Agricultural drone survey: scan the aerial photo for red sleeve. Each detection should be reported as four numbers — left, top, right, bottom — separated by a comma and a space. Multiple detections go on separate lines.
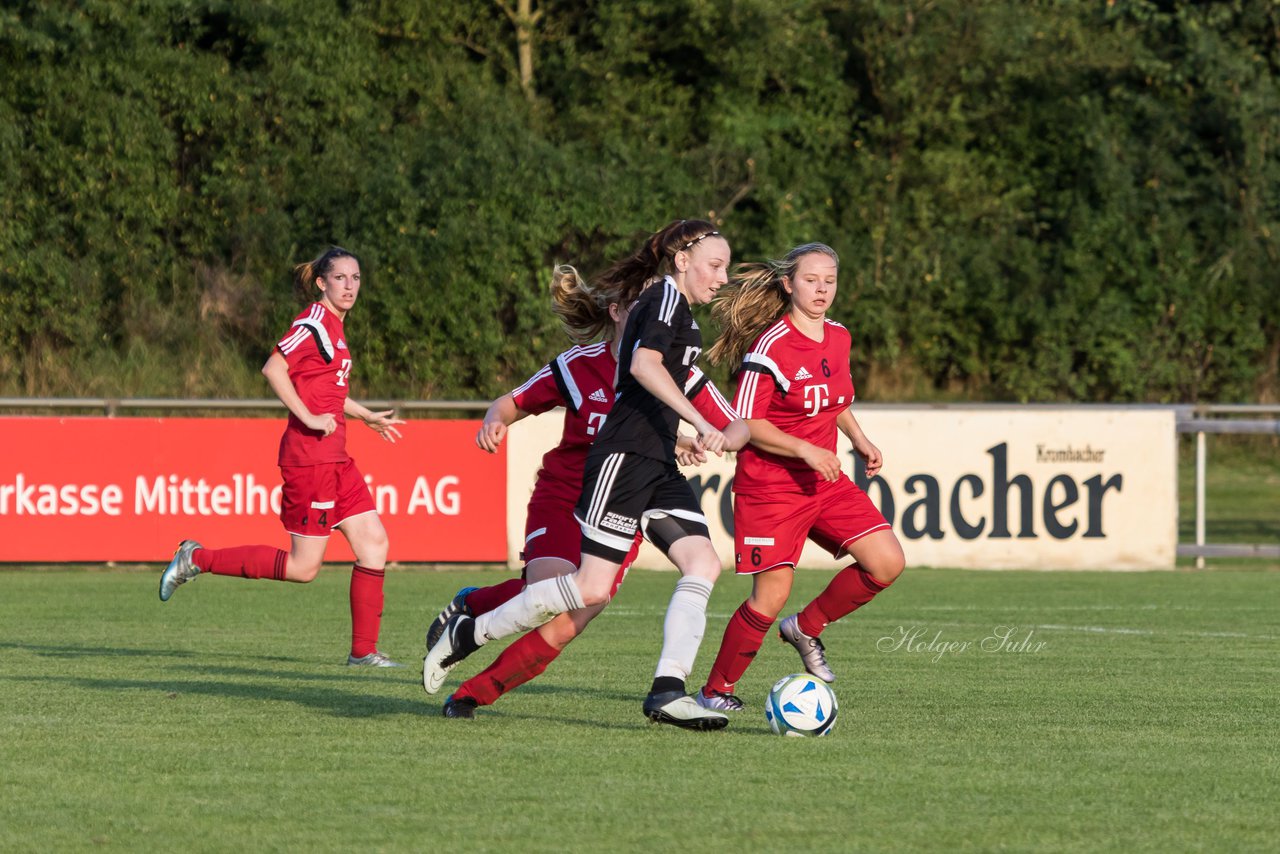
690, 380, 738, 430
510, 365, 565, 415
276, 322, 319, 370
733, 364, 775, 420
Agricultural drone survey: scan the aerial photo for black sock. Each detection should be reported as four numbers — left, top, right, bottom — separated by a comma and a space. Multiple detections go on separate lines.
650, 676, 685, 696
458, 616, 480, 654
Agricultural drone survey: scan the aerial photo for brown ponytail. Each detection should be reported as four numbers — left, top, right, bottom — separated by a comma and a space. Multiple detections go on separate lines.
593, 219, 721, 307
550, 220, 723, 344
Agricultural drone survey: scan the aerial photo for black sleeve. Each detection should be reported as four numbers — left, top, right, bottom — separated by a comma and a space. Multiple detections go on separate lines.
632, 294, 677, 355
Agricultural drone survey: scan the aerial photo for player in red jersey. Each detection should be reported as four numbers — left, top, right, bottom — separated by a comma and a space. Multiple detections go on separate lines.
426, 265, 743, 718
158, 247, 407, 667
424, 220, 746, 729
696, 242, 906, 710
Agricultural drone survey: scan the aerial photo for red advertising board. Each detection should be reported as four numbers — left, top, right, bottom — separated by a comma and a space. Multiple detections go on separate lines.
0, 417, 505, 563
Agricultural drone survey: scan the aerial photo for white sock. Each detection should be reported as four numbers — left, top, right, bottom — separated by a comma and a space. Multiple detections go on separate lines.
654, 576, 714, 681
472, 575, 585, 644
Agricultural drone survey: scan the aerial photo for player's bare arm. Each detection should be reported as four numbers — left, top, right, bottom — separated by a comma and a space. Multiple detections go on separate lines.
837, 408, 883, 477
745, 417, 841, 482
262, 351, 336, 436
721, 418, 750, 452
630, 347, 726, 454
476, 394, 529, 453
344, 398, 405, 444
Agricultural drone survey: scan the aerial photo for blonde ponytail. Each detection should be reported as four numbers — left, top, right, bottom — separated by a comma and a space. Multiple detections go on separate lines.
708, 242, 839, 368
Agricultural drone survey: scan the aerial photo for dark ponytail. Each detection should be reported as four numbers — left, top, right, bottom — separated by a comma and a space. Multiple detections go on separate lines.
593, 219, 721, 305
292, 246, 359, 304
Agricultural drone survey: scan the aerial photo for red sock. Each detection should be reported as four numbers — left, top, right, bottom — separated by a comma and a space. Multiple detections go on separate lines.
194, 546, 287, 580
465, 577, 526, 617
705, 601, 774, 695
349, 565, 385, 658
454, 630, 560, 706
797, 563, 890, 637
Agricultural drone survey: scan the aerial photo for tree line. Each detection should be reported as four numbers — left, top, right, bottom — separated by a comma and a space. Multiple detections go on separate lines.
2, 0, 1277, 403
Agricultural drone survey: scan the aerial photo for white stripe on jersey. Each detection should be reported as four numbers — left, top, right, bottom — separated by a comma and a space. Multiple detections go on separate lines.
658, 277, 679, 325
739, 318, 792, 396
553, 342, 609, 412
282, 304, 335, 360
735, 368, 758, 418
562, 341, 609, 361
511, 365, 552, 398
554, 352, 584, 411
704, 381, 738, 421
683, 366, 705, 395
742, 352, 789, 392
278, 327, 311, 353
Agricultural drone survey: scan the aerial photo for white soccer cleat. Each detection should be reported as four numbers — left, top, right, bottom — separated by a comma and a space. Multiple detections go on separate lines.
643, 690, 729, 730
422, 614, 478, 695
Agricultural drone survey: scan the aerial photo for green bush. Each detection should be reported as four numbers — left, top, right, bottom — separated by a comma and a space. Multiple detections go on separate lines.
2, 0, 1276, 403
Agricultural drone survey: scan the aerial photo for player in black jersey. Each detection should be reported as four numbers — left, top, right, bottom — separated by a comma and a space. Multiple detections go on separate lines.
424, 219, 745, 730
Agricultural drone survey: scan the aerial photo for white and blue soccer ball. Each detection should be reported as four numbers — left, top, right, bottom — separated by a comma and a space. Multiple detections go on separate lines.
764, 674, 838, 737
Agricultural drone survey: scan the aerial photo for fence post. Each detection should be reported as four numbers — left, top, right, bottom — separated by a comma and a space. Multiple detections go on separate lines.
1195, 430, 1206, 570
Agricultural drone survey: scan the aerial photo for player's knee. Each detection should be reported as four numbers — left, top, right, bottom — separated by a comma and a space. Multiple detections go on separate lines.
866, 550, 905, 585
542, 615, 583, 649
355, 531, 389, 565
752, 587, 789, 618
687, 557, 720, 584
574, 576, 613, 607
288, 559, 322, 583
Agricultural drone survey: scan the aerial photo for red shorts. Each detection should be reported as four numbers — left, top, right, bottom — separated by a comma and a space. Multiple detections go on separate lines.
522, 492, 637, 597
280, 459, 376, 538
733, 476, 890, 574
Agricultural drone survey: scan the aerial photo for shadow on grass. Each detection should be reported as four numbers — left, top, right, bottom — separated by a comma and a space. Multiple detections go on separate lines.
1, 672, 430, 719
0, 641, 202, 659
2, 673, 646, 731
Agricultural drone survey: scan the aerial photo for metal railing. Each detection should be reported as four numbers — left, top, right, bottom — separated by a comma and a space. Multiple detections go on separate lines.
1174, 404, 1280, 567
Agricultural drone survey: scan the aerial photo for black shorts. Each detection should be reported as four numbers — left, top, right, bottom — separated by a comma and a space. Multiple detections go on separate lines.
574, 452, 709, 563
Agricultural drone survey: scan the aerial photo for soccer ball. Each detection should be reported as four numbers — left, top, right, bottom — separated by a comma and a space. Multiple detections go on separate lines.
764, 674, 838, 737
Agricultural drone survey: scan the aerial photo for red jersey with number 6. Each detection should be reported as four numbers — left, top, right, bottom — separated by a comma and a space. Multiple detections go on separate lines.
512, 342, 739, 508
733, 316, 856, 494
275, 302, 352, 466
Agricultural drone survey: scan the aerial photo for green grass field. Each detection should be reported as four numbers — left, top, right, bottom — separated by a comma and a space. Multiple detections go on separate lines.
2, 566, 1277, 852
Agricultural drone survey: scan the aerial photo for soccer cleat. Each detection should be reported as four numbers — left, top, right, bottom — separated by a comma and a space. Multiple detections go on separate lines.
159, 539, 203, 602
346, 651, 404, 667
778, 614, 836, 683
696, 688, 745, 712
643, 690, 729, 730
442, 694, 478, 719
425, 586, 479, 651
422, 614, 479, 695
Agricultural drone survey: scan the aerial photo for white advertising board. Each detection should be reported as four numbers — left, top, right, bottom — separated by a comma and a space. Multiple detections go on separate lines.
507, 407, 1178, 571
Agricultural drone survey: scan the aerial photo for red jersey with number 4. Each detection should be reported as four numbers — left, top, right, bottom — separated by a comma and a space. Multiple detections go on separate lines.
275, 302, 353, 466
733, 316, 855, 494
512, 343, 738, 508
